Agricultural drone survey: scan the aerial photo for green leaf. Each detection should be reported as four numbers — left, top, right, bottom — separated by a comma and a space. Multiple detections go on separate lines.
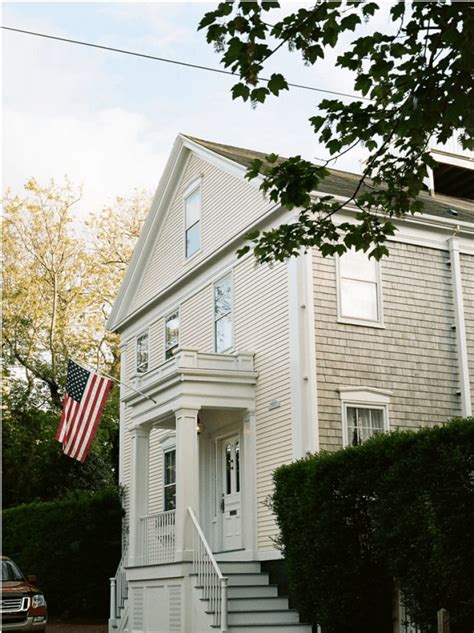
236, 245, 251, 258
340, 13, 361, 31
267, 73, 289, 96
261, 1, 280, 10
232, 82, 250, 101
354, 74, 372, 96
198, 11, 218, 31
251, 86, 269, 103
246, 229, 261, 240
362, 2, 379, 17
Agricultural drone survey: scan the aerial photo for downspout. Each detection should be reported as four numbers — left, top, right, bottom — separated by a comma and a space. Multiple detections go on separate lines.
448, 237, 472, 416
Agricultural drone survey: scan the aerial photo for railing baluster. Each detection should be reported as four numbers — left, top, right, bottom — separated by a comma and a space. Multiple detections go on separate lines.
187, 507, 228, 633
138, 510, 176, 566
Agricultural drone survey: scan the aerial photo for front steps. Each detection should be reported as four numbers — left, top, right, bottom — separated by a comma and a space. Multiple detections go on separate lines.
195, 560, 312, 632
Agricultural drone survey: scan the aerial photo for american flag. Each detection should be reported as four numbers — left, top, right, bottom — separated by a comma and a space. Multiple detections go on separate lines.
56, 359, 113, 462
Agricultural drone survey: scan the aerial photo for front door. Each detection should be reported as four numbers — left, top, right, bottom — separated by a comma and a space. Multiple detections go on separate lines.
220, 434, 242, 551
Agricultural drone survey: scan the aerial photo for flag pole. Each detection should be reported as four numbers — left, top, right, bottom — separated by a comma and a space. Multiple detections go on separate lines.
72, 359, 158, 405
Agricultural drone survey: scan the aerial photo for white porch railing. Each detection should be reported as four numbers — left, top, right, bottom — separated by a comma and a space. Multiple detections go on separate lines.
140, 510, 176, 565
109, 548, 128, 623
188, 507, 228, 632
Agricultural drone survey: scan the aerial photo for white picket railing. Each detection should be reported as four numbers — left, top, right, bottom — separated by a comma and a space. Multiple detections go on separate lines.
109, 548, 128, 623
188, 507, 228, 632
140, 510, 176, 565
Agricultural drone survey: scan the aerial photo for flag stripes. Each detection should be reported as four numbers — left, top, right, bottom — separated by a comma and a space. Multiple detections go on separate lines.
56, 359, 113, 462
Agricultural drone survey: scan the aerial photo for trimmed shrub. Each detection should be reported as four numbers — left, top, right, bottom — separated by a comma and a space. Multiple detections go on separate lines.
2, 488, 123, 618
272, 419, 474, 633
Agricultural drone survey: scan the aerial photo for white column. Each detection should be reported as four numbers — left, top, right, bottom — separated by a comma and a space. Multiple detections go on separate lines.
449, 237, 472, 416
128, 426, 150, 567
175, 408, 200, 561
242, 409, 257, 555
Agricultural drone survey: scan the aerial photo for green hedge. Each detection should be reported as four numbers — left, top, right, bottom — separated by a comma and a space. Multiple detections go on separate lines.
2, 488, 123, 618
272, 419, 474, 633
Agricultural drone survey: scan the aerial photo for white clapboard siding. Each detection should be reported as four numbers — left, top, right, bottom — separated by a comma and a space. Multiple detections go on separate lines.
130, 153, 271, 314
126, 337, 136, 381
461, 254, 474, 402
234, 256, 292, 550
313, 242, 461, 452
180, 285, 214, 352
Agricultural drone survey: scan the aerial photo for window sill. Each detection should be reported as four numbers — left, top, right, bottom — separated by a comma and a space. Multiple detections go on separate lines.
336, 317, 385, 329
184, 247, 202, 264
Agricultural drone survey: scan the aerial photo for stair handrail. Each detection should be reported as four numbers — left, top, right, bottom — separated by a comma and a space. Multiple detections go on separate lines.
110, 546, 128, 623
187, 506, 228, 632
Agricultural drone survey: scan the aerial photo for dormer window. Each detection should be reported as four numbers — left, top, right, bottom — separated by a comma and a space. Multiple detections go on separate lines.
185, 187, 201, 258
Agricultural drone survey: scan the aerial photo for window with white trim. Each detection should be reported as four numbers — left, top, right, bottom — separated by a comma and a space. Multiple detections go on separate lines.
337, 249, 383, 326
164, 449, 176, 511
185, 187, 201, 258
339, 388, 390, 447
214, 274, 233, 353
165, 311, 179, 360
136, 332, 149, 374
346, 406, 384, 446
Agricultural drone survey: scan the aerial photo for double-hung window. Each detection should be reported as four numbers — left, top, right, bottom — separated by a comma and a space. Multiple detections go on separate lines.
337, 249, 383, 326
165, 311, 179, 360
136, 332, 149, 374
164, 449, 176, 511
339, 387, 390, 447
185, 187, 201, 258
346, 406, 384, 446
214, 274, 233, 353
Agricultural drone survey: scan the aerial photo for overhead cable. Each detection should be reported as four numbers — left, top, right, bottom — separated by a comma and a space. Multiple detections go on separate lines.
2, 25, 370, 102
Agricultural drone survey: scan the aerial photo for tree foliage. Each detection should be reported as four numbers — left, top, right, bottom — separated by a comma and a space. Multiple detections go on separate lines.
2, 179, 150, 506
272, 419, 474, 633
2, 488, 123, 617
200, 1, 473, 261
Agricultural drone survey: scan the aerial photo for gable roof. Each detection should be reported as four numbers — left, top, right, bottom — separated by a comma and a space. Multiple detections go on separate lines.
108, 134, 474, 333
185, 136, 474, 224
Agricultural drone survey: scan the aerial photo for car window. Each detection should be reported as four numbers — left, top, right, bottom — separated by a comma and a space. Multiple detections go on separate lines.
1, 560, 25, 582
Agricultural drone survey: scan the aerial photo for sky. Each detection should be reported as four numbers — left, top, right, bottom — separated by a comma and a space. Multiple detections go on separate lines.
2, 1, 392, 218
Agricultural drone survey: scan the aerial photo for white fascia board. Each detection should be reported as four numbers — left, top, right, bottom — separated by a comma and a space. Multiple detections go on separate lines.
107, 135, 188, 331
180, 136, 265, 189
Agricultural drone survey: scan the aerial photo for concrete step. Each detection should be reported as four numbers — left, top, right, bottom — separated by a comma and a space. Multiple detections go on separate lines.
218, 561, 261, 574
227, 596, 289, 611
228, 609, 300, 626
226, 572, 269, 586
226, 585, 279, 599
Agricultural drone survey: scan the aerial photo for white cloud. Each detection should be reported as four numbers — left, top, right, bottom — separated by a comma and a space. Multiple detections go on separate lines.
3, 107, 167, 217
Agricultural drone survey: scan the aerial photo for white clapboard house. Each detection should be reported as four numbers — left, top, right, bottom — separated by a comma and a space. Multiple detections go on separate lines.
107, 134, 474, 633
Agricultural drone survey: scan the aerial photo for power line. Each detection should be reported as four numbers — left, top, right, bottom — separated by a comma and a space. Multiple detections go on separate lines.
2, 25, 370, 102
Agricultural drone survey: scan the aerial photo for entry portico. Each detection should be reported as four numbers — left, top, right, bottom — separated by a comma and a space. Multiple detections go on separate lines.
124, 349, 258, 568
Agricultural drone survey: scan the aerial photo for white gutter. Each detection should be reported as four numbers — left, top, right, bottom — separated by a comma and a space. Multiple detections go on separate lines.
449, 237, 472, 416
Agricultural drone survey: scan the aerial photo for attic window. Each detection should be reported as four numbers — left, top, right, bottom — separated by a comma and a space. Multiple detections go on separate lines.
185, 187, 201, 258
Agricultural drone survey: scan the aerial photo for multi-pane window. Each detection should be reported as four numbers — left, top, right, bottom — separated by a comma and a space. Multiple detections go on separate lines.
338, 249, 382, 325
136, 333, 149, 374
164, 449, 176, 511
214, 274, 232, 352
346, 406, 384, 446
165, 311, 179, 360
185, 187, 201, 258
